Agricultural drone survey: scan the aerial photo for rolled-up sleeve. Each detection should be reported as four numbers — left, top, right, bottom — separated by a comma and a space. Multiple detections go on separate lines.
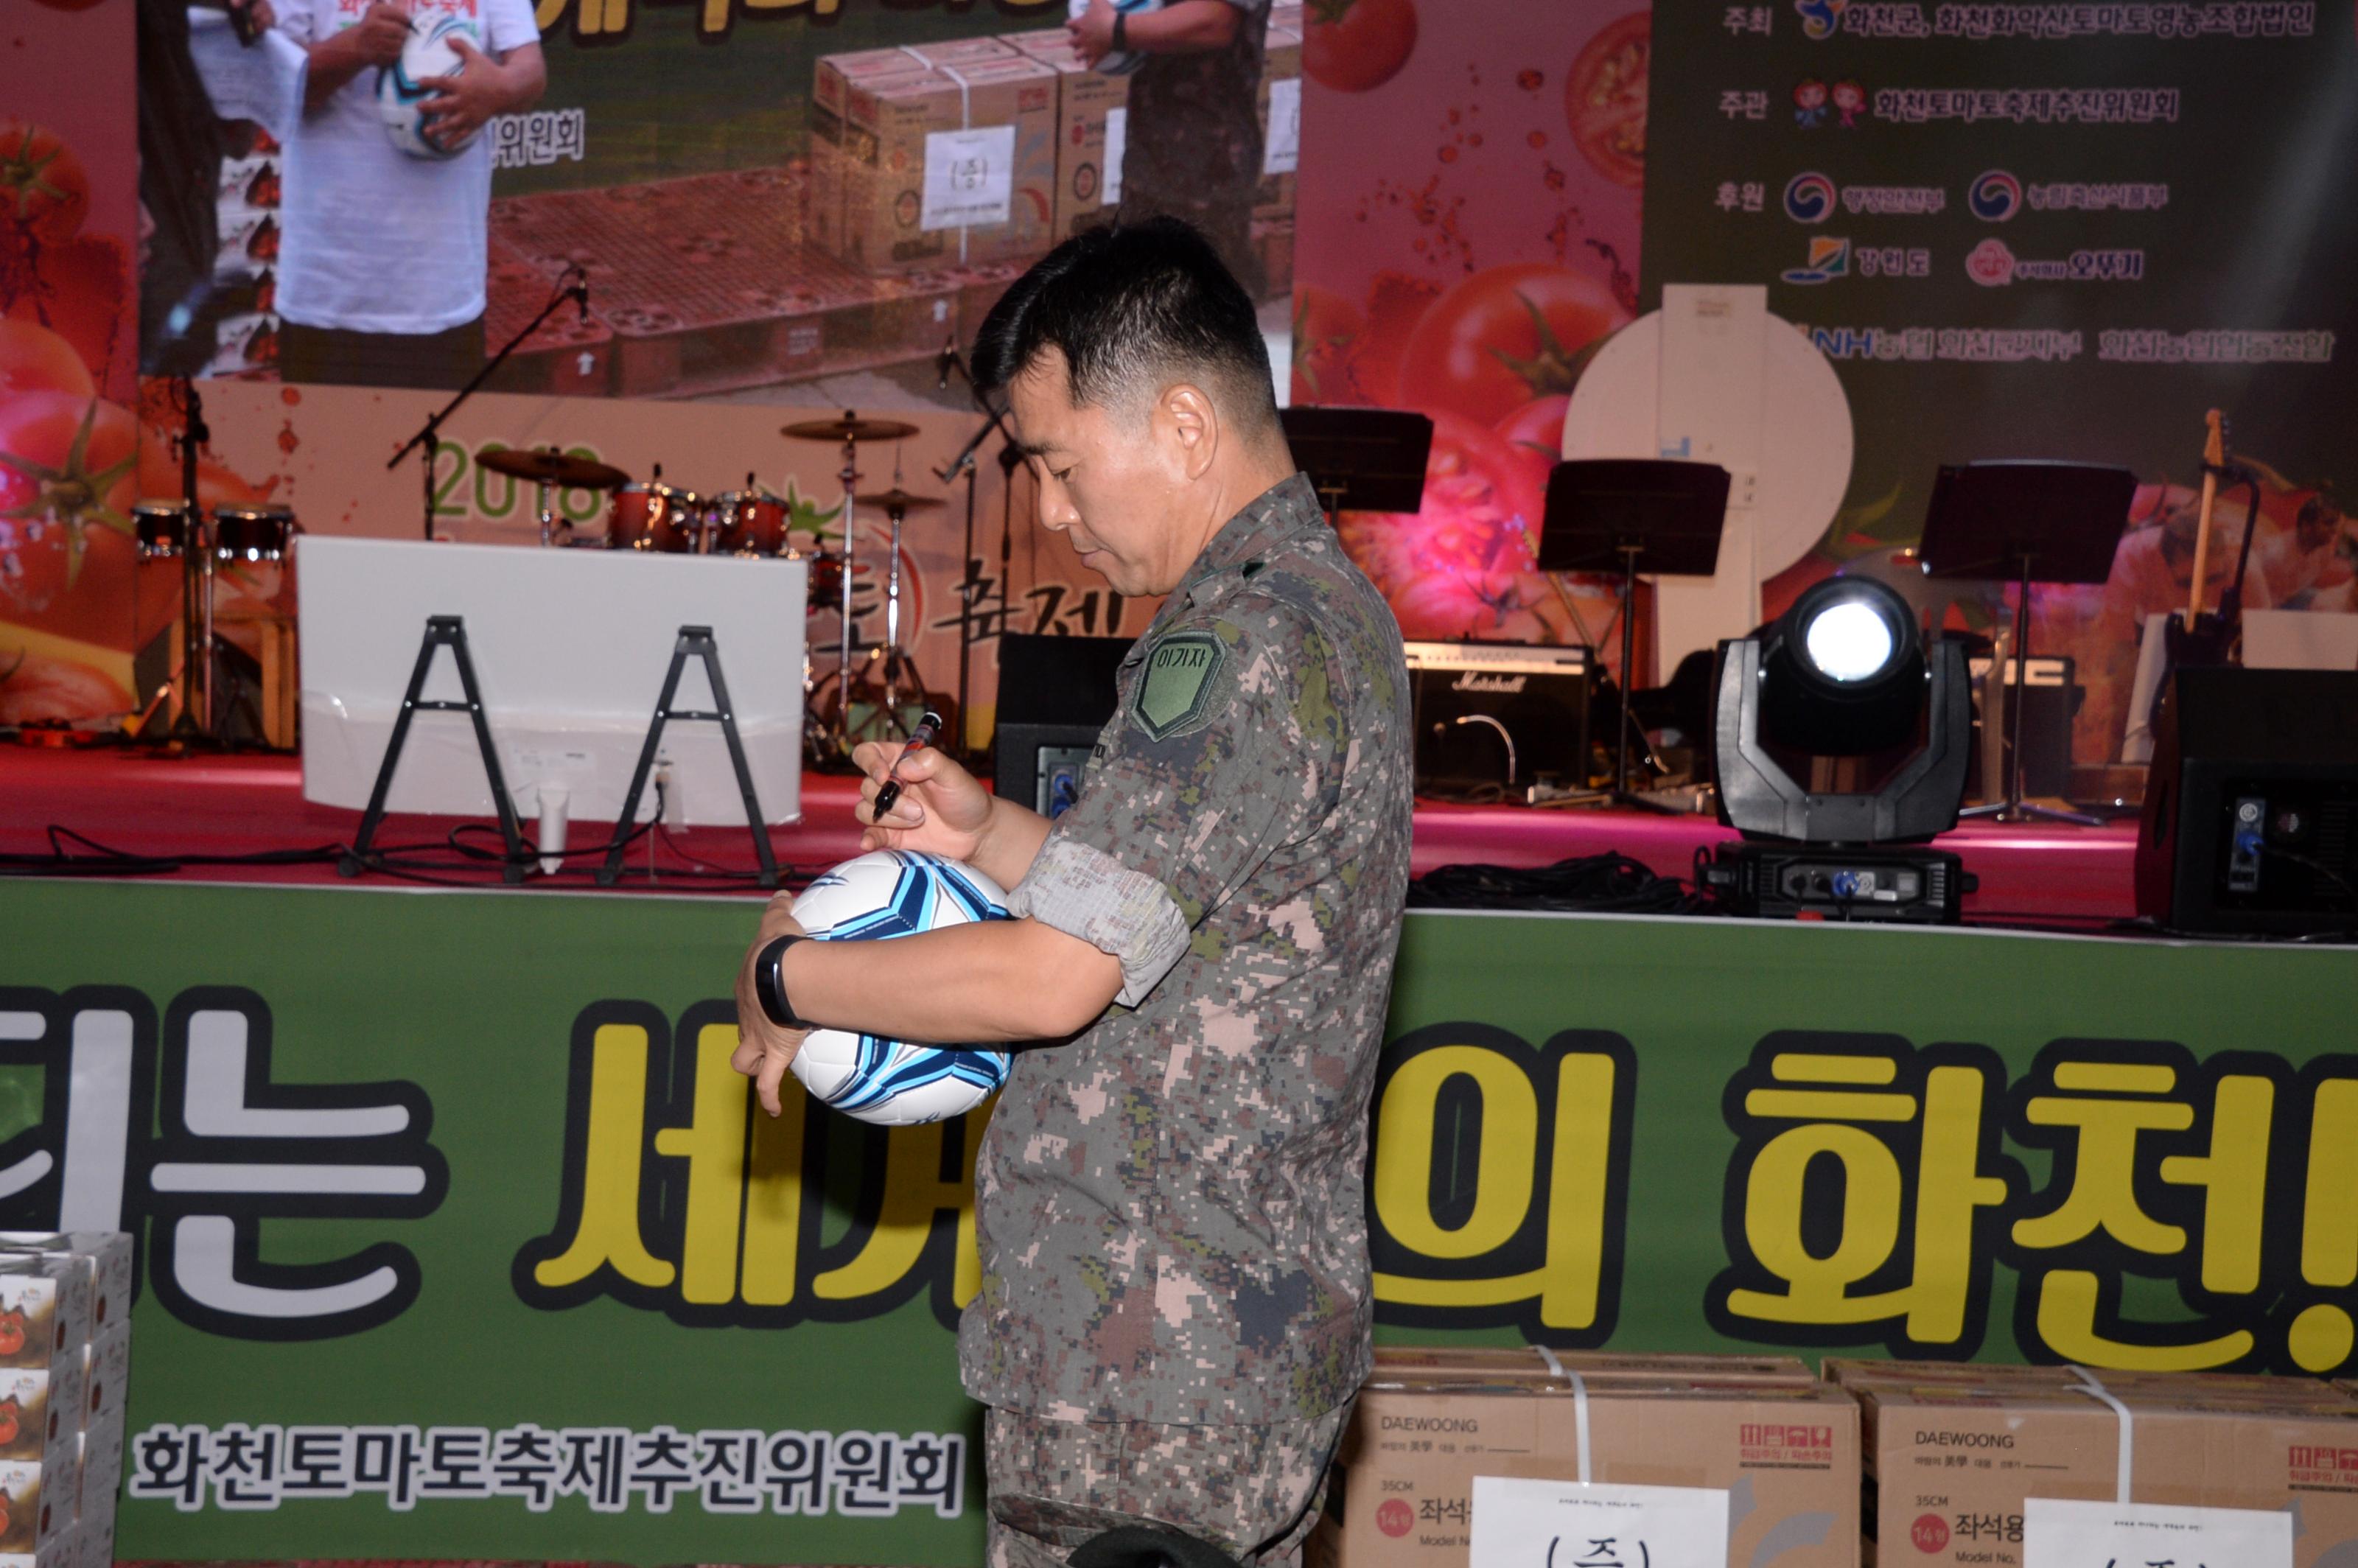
1008, 602, 1345, 1007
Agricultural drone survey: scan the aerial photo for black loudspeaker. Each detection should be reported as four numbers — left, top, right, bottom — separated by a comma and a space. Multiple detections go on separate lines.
993, 633, 1131, 819
1404, 641, 1594, 791
2135, 667, 2358, 934
1967, 654, 2081, 801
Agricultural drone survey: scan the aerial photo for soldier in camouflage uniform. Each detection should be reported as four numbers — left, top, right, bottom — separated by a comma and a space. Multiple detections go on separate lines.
731, 219, 1411, 1566
1068, 0, 1270, 296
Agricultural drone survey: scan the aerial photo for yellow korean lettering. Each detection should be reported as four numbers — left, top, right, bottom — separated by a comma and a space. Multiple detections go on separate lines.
1371, 1046, 1538, 1260
738, 1071, 809, 1308
1729, 1122, 1906, 1323
814, 1104, 990, 1307
531, 1022, 676, 1291
651, 1023, 754, 1305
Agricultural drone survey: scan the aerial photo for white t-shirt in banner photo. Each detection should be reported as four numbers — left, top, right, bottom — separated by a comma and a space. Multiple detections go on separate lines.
276, 0, 542, 336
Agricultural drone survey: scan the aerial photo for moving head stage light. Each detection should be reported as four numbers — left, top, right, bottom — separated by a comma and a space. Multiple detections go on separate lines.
1703, 575, 1976, 923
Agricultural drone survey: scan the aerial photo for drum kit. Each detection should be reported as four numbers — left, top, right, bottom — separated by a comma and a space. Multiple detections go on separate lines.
475, 409, 945, 761
130, 497, 298, 741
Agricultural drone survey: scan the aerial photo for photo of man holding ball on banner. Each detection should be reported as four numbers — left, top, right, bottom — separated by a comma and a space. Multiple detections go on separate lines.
732, 218, 1413, 1567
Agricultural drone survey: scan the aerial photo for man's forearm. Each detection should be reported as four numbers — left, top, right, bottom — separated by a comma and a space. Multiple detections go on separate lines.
970, 797, 1054, 892
778, 917, 1121, 1044
302, 35, 372, 110
486, 43, 547, 113
1124, 0, 1244, 53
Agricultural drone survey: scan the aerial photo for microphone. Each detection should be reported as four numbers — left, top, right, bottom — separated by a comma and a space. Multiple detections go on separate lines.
936, 340, 959, 391
574, 274, 590, 325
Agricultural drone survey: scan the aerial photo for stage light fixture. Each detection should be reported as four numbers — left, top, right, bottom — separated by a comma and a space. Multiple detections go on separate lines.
1704, 573, 1976, 923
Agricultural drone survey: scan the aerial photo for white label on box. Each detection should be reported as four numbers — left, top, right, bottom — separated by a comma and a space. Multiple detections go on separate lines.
1101, 106, 1128, 206
1471, 1477, 1731, 1568
1263, 76, 1301, 176
921, 125, 1016, 231
2025, 1499, 2292, 1568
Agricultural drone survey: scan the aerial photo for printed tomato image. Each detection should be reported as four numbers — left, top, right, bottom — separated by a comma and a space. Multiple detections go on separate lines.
1495, 393, 1571, 470
12, 234, 130, 392
0, 393, 138, 617
1290, 285, 1365, 403
0, 319, 95, 402
0, 122, 89, 246
1303, 0, 1418, 93
1565, 13, 1648, 189
1340, 412, 1549, 639
1396, 262, 1629, 426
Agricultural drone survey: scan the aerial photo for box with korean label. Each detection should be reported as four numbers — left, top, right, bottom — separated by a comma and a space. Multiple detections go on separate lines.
1309, 1366, 1860, 1568
0, 1267, 85, 1376
1838, 1368, 2358, 1568
1375, 1345, 1819, 1384
998, 29, 1130, 242
815, 49, 1058, 275
0, 1242, 127, 1344
0, 1365, 82, 1478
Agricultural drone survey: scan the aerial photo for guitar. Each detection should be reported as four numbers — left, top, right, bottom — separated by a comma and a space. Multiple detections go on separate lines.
2161, 409, 2240, 669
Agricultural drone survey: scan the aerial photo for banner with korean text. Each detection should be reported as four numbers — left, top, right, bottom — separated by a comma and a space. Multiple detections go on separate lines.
3, 881, 2354, 1564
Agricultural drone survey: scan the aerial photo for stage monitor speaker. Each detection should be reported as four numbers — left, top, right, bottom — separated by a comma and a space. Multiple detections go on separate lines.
2135, 666, 2358, 934
1404, 641, 1594, 792
993, 633, 1131, 821
1967, 654, 2080, 801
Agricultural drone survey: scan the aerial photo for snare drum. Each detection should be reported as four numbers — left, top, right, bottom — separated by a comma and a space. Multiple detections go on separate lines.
608, 481, 699, 552
133, 500, 198, 561
710, 490, 789, 556
214, 503, 295, 561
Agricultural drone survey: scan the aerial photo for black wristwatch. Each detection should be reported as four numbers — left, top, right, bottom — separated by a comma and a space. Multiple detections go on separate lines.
1111, 9, 1128, 53
755, 934, 807, 1029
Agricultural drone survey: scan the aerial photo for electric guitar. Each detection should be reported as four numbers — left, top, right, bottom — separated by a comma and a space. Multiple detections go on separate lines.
2161, 410, 2242, 670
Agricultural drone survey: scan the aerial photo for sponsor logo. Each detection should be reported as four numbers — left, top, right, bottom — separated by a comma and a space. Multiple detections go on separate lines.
1451, 671, 1528, 695
1377, 1499, 1415, 1538
1796, 0, 1848, 37
1782, 236, 1852, 284
1966, 237, 2016, 285
1914, 1514, 1951, 1553
1785, 172, 1837, 223
1969, 168, 2022, 220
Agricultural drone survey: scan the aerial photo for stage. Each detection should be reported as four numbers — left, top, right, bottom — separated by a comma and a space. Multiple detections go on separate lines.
0, 746, 2137, 924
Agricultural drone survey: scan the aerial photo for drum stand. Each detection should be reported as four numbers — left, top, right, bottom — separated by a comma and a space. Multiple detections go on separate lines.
146, 379, 220, 744
832, 428, 861, 755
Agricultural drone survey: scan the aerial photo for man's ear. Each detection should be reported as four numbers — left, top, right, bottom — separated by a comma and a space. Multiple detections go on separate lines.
1155, 381, 1221, 483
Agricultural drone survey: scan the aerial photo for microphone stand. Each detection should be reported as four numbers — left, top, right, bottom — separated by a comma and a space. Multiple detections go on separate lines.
933, 346, 1021, 763
388, 270, 587, 540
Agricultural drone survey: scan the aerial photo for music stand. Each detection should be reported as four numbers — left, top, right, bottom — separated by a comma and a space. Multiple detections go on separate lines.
1918, 460, 2136, 825
1278, 407, 1433, 528
1536, 458, 1731, 800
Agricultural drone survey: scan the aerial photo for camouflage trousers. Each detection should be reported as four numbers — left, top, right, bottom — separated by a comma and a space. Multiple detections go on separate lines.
982, 1400, 1351, 1568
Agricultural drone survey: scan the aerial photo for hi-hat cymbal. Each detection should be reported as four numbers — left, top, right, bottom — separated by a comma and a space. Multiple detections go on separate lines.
477, 447, 632, 489
781, 410, 921, 444
854, 487, 945, 514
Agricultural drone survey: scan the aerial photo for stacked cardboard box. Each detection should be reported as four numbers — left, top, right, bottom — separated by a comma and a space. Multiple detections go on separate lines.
0, 1236, 125, 1568
808, 40, 1059, 276
1310, 1350, 1859, 1568
1827, 1361, 2358, 1568
998, 29, 1130, 243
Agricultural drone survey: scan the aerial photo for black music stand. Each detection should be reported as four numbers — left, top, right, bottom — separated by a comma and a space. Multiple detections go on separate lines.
1278, 407, 1432, 528
1918, 460, 2136, 825
1536, 458, 1731, 800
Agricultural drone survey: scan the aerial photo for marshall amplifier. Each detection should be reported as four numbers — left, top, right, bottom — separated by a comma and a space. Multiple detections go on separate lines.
1404, 640, 1594, 791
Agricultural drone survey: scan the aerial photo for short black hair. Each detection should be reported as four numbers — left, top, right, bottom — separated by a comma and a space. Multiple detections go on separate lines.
970, 216, 1277, 430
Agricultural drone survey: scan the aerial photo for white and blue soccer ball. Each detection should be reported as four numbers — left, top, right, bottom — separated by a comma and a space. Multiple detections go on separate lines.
377, 14, 480, 161
786, 850, 1015, 1127
1067, 0, 1166, 75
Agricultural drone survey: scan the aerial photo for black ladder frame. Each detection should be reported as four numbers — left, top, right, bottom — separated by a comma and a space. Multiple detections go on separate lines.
340, 615, 528, 883
597, 625, 779, 889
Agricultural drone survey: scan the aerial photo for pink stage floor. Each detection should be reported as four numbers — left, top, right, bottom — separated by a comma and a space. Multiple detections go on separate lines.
0, 747, 2138, 923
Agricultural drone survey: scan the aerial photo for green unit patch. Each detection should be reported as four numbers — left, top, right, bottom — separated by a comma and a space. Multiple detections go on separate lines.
1133, 631, 1226, 741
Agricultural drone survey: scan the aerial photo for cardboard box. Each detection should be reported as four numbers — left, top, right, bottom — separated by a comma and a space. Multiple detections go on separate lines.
1255, 17, 1301, 222
1312, 1371, 1860, 1568
0, 1461, 71, 1555
76, 1500, 108, 1568
0, 1240, 129, 1343
1000, 29, 1130, 241
0, 1267, 85, 1376
0, 1365, 82, 1478
1376, 1346, 1819, 1384
816, 47, 1058, 275
1850, 1374, 2358, 1568
71, 1422, 114, 1538
77, 1327, 125, 1432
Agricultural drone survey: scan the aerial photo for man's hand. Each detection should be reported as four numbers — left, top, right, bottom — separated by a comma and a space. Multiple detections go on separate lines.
854, 738, 997, 860
418, 36, 509, 146
346, 1, 413, 66
731, 897, 810, 1117
1066, 0, 1116, 66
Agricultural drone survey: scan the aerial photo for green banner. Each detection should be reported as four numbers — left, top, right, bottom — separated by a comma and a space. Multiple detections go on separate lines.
1, 882, 2352, 1565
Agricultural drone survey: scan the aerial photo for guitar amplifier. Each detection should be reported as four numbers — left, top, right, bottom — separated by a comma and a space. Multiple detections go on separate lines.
2135, 666, 2358, 934
1404, 641, 1594, 791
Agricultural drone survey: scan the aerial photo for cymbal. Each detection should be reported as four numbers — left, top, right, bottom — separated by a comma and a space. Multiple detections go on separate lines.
781, 410, 921, 444
477, 447, 631, 489
854, 487, 945, 513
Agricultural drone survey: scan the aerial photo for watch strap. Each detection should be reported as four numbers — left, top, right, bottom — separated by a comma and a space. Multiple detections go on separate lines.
1111, 8, 1128, 52
755, 934, 807, 1029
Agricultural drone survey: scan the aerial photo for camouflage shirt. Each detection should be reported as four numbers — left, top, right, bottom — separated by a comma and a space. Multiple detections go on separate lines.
1116, 0, 1269, 292
960, 472, 1413, 1427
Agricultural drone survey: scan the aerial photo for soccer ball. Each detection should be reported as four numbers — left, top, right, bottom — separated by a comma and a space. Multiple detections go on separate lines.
377, 15, 480, 160
1066, 0, 1166, 76
786, 850, 1015, 1127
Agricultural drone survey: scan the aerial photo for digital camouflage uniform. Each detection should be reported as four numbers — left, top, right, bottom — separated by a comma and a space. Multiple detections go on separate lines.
967, 472, 1413, 1565
1114, 0, 1271, 297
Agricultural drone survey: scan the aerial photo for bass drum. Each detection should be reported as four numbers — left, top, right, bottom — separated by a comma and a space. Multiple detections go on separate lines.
609, 481, 699, 552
